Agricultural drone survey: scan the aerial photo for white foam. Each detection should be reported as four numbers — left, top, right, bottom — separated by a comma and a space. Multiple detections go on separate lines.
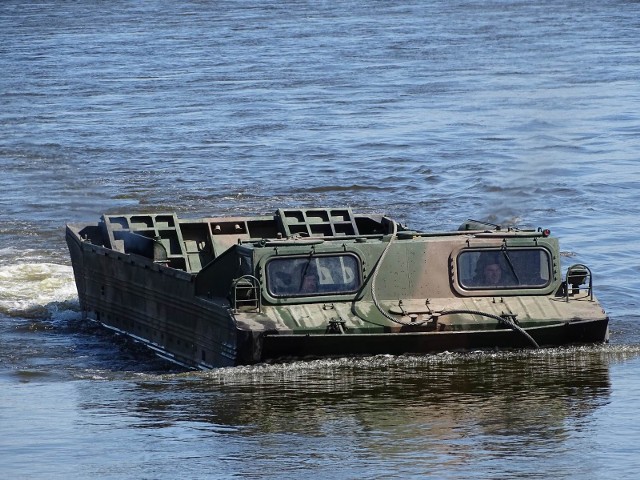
0, 262, 79, 317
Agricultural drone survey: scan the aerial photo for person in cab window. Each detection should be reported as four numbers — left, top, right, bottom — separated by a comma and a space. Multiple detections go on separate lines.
483, 261, 503, 286
300, 272, 319, 293
473, 253, 516, 287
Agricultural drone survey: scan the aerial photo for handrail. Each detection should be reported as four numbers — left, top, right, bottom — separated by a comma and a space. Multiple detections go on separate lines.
231, 275, 262, 313
565, 264, 593, 302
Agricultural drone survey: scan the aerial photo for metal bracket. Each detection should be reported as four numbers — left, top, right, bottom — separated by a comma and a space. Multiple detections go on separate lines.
326, 318, 347, 334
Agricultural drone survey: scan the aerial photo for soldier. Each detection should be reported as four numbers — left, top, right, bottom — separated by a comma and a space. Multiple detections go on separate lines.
300, 272, 319, 293
483, 261, 503, 286
473, 253, 516, 287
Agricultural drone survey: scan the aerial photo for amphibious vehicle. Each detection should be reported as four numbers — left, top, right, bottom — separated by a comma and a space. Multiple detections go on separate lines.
66, 208, 609, 369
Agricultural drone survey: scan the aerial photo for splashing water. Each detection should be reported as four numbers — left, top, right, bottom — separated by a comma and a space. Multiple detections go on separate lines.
0, 262, 78, 318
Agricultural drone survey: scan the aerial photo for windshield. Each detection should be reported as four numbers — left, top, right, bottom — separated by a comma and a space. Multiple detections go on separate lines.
458, 248, 551, 289
267, 254, 361, 296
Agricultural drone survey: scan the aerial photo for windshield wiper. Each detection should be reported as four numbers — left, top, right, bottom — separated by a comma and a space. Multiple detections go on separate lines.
298, 253, 314, 290
501, 244, 520, 284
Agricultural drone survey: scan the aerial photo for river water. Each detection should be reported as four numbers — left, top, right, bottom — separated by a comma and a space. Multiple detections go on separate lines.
2, 1, 640, 478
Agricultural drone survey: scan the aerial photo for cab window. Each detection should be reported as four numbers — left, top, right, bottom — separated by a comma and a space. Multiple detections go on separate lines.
267, 254, 361, 296
458, 249, 551, 289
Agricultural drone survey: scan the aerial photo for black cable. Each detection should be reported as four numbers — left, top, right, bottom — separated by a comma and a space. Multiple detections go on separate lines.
436, 309, 540, 348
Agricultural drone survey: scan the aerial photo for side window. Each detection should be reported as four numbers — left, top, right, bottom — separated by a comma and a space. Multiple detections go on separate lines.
267, 254, 361, 296
458, 249, 551, 289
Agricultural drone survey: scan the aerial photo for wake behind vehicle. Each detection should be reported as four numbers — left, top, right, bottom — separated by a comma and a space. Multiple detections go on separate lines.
66, 208, 609, 369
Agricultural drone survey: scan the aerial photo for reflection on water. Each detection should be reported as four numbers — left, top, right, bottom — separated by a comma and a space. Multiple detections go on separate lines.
58, 348, 628, 478
115, 349, 613, 433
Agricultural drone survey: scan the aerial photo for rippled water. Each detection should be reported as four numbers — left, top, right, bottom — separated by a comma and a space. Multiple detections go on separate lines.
2, 1, 640, 478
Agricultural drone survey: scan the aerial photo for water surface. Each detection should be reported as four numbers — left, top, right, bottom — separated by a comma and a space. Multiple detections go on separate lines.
2, 1, 640, 478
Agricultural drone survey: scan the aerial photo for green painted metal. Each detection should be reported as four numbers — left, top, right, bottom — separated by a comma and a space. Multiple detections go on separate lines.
66, 208, 609, 369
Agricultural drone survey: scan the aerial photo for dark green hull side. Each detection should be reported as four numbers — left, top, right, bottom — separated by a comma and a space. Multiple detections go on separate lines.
261, 318, 609, 361
66, 227, 248, 369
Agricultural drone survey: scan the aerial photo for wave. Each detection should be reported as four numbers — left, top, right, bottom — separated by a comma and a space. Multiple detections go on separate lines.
147, 344, 639, 384
303, 184, 387, 193
0, 262, 79, 319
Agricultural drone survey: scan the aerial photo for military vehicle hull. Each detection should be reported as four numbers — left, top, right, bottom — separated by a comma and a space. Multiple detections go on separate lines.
261, 319, 609, 360
66, 208, 609, 369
